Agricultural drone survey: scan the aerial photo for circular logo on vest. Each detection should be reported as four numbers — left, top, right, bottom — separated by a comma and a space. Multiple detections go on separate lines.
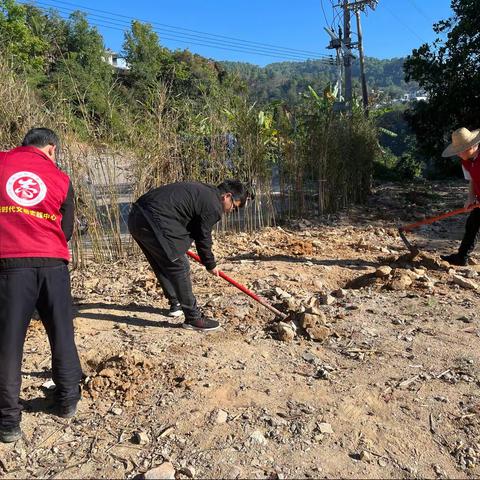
6, 171, 47, 207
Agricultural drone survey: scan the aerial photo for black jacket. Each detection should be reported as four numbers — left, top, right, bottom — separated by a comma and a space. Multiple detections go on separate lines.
134, 182, 223, 270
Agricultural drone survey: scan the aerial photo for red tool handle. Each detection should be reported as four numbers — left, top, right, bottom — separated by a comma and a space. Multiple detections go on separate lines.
399, 205, 477, 233
187, 250, 288, 321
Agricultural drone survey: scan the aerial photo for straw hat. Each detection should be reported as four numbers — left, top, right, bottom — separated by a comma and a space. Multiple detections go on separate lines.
442, 127, 480, 157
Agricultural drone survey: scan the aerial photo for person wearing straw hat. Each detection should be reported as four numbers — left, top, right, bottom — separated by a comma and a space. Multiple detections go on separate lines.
440, 127, 480, 266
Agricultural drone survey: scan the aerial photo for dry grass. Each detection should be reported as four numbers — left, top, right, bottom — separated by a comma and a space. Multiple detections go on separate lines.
0, 59, 378, 268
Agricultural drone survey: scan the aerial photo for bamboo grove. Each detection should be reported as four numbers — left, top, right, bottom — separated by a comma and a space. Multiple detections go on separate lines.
0, 0, 379, 266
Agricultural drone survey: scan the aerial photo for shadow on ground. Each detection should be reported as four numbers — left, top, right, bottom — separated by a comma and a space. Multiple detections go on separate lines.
74, 303, 181, 329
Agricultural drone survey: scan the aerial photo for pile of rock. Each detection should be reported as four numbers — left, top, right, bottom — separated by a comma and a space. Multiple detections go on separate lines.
84, 352, 154, 403
345, 251, 455, 292
276, 296, 334, 343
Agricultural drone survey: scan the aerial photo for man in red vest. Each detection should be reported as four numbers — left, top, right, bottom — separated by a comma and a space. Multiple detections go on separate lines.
441, 127, 480, 266
0, 128, 82, 443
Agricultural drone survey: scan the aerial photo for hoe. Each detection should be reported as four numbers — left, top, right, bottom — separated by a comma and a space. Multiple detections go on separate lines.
398, 205, 477, 254
187, 250, 292, 322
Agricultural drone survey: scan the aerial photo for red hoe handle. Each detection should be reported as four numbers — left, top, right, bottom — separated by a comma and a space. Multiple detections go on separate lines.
399, 205, 477, 233
187, 250, 289, 321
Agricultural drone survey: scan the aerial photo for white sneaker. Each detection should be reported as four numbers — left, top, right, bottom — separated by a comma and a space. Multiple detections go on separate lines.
168, 304, 184, 317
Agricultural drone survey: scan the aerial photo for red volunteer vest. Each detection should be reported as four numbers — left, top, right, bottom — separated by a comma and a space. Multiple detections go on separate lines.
462, 149, 480, 199
0, 146, 70, 260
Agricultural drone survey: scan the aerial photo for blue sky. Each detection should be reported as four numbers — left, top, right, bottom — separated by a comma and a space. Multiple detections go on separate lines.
26, 0, 454, 66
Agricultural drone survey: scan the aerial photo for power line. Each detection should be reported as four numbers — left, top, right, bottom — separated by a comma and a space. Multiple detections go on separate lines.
382, 3, 426, 43
25, 2, 335, 63
320, 0, 330, 27
24, 1, 336, 64
330, 0, 342, 35
30, 1, 332, 62
406, 0, 434, 24
23, 0, 331, 60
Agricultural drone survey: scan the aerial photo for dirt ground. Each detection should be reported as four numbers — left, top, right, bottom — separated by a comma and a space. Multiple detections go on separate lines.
2, 181, 480, 479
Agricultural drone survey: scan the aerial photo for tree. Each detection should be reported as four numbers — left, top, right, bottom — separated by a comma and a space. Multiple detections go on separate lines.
43, 11, 118, 138
403, 0, 480, 166
122, 20, 176, 96
0, 0, 48, 73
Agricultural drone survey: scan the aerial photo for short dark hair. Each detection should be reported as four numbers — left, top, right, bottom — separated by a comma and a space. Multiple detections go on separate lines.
22, 128, 60, 149
217, 179, 250, 208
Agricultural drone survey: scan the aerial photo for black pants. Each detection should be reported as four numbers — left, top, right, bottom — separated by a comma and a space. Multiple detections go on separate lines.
459, 208, 480, 258
128, 207, 201, 321
0, 264, 82, 428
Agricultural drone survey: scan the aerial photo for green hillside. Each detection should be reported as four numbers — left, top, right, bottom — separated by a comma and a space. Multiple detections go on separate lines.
222, 57, 417, 105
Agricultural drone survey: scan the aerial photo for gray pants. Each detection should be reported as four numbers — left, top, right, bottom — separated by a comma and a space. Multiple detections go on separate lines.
128, 207, 201, 320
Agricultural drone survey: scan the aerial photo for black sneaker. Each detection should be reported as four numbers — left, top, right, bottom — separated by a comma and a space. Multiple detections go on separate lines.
0, 425, 22, 443
182, 316, 221, 332
168, 303, 184, 318
56, 402, 78, 419
440, 253, 468, 266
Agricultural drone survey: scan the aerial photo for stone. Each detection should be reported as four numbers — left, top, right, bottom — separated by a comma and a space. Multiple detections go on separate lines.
111, 407, 123, 415
274, 287, 292, 299
452, 274, 478, 290
277, 322, 295, 342
318, 422, 334, 434
378, 457, 388, 467
359, 450, 371, 462
250, 430, 268, 445
284, 297, 300, 311
318, 294, 336, 306
309, 304, 325, 316
345, 273, 378, 289
419, 252, 448, 271
388, 272, 413, 291
345, 303, 359, 310
331, 288, 347, 298
299, 312, 325, 329
413, 268, 426, 276
98, 368, 116, 378
302, 352, 317, 363
465, 269, 477, 279
144, 462, 176, 480
178, 466, 196, 478
214, 409, 228, 424
133, 431, 149, 445
307, 326, 332, 342
375, 266, 392, 278
90, 376, 109, 390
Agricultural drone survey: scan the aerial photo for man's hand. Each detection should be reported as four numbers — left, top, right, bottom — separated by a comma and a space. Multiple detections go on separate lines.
207, 268, 220, 276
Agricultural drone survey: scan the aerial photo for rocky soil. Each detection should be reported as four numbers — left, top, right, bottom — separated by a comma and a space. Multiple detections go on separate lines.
2, 181, 480, 479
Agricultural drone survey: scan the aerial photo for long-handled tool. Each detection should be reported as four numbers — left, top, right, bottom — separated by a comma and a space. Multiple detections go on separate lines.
398, 205, 477, 253
187, 250, 290, 322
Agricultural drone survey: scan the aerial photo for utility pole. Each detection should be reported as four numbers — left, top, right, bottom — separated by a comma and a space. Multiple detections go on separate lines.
325, 1, 376, 111
343, 0, 352, 108
355, 8, 369, 115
